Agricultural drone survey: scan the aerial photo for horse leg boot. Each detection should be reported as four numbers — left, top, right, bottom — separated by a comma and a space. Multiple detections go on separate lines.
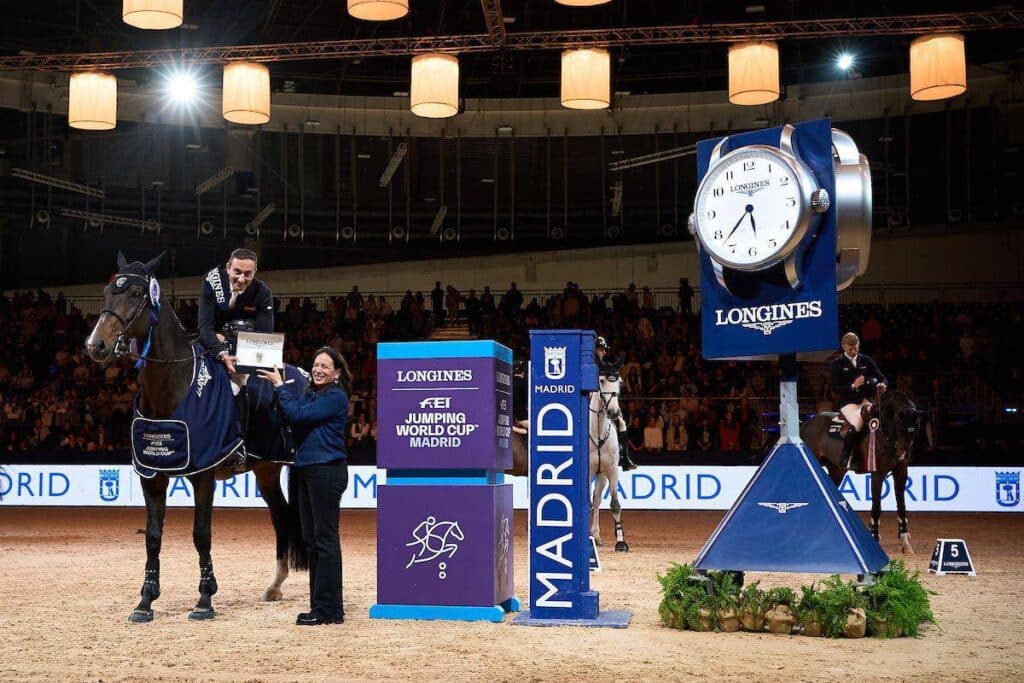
618, 430, 638, 471
189, 472, 218, 621
611, 495, 629, 552
130, 475, 169, 623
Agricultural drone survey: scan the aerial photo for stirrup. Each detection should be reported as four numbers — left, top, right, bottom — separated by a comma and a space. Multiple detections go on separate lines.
232, 451, 248, 473
619, 454, 638, 471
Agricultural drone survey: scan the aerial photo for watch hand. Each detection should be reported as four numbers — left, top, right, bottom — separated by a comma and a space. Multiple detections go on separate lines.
725, 211, 746, 240
749, 211, 757, 236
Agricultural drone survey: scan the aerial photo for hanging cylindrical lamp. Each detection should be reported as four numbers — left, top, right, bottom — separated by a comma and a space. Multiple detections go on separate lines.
122, 0, 183, 30
728, 41, 780, 106
222, 62, 271, 125
910, 33, 966, 101
347, 0, 408, 21
68, 72, 117, 131
555, 0, 612, 5
560, 48, 610, 110
410, 53, 459, 119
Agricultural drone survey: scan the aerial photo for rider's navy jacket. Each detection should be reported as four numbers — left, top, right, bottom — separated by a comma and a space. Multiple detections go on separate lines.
830, 352, 887, 406
197, 266, 274, 354
275, 383, 349, 466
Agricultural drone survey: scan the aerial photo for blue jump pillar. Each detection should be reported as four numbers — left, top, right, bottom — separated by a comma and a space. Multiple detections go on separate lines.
513, 330, 632, 628
369, 341, 519, 622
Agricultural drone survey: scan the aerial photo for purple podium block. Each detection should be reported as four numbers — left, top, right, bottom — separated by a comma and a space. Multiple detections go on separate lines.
371, 341, 519, 622
377, 352, 512, 472
374, 484, 514, 613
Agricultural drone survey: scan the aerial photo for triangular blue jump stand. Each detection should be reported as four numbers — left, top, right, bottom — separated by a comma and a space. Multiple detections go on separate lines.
694, 355, 889, 578
694, 439, 889, 576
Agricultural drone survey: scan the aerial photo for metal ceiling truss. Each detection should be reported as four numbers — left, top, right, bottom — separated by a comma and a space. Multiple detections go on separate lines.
3, 11, 1021, 72
479, 0, 507, 47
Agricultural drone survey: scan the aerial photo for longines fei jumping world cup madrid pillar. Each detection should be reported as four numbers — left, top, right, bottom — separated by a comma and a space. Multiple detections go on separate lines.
512, 330, 631, 628
689, 119, 889, 578
370, 341, 519, 622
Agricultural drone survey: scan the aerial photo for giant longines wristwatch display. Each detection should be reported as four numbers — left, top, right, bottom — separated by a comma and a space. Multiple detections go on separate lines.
689, 124, 872, 296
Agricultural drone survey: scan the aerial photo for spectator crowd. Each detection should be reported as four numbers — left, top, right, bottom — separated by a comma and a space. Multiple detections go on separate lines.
1, 278, 1019, 461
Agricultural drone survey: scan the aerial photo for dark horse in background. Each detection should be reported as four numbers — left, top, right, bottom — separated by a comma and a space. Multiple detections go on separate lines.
86, 252, 306, 623
801, 389, 926, 554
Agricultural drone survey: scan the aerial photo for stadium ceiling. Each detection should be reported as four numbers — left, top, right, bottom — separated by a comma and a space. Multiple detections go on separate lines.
2, 2, 1022, 100
2, 10, 1022, 71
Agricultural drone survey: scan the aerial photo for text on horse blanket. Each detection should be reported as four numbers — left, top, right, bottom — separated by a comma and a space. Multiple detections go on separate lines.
131, 346, 243, 478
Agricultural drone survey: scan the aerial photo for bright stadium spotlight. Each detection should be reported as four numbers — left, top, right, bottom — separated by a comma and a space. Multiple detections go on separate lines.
837, 53, 855, 72
167, 70, 199, 104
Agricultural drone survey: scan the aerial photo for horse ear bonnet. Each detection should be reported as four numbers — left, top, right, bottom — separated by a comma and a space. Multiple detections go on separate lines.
143, 251, 165, 275
110, 255, 152, 294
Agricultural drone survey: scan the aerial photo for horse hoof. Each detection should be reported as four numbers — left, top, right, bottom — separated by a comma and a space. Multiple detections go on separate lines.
188, 607, 215, 621
615, 542, 629, 553
263, 587, 283, 602
128, 609, 153, 623
594, 538, 604, 547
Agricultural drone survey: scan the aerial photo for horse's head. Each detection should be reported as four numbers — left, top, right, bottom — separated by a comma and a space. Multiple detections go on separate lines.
882, 391, 926, 462
594, 361, 624, 421
85, 251, 164, 364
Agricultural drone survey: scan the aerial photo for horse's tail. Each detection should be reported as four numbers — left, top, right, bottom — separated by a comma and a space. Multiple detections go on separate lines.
285, 466, 309, 571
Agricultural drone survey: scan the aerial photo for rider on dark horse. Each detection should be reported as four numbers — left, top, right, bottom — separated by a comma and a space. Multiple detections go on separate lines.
198, 248, 275, 468
198, 248, 274, 372
830, 331, 888, 470
595, 336, 638, 471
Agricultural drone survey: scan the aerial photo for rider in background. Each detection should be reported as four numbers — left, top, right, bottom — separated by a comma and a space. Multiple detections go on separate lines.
198, 248, 274, 374
830, 332, 888, 469
595, 336, 638, 471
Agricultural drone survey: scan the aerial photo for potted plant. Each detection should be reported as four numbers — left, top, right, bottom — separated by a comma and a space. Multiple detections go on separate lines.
763, 586, 797, 635
657, 563, 706, 630
808, 575, 868, 638
796, 583, 825, 637
708, 571, 742, 632
864, 561, 936, 638
738, 582, 767, 632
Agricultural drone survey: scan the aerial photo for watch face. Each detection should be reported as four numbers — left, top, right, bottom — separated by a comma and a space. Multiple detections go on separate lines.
694, 146, 807, 271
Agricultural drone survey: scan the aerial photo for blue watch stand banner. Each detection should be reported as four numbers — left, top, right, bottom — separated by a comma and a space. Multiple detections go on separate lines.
697, 118, 839, 360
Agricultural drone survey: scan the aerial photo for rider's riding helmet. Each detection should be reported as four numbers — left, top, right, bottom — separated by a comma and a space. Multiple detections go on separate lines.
595, 336, 610, 351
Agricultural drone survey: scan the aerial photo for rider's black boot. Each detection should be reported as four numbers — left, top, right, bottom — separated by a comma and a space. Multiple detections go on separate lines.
233, 385, 249, 472
618, 431, 638, 471
841, 428, 861, 470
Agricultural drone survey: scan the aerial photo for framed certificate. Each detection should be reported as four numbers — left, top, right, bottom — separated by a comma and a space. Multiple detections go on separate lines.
235, 331, 285, 374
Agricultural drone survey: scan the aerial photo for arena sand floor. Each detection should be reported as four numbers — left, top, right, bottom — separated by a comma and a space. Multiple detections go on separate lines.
0, 508, 1021, 682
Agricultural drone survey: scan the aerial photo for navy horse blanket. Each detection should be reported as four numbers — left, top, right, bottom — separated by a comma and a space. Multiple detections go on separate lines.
131, 346, 309, 478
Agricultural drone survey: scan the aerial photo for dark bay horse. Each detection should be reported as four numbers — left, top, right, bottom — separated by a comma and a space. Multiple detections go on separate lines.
85, 252, 305, 623
801, 390, 926, 553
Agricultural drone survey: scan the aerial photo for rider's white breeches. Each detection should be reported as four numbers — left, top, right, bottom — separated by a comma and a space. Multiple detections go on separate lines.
840, 399, 869, 431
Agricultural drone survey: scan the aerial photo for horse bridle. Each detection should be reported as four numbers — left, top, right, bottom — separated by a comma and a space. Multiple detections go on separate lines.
589, 375, 622, 450
876, 394, 919, 463
98, 274, 192, 366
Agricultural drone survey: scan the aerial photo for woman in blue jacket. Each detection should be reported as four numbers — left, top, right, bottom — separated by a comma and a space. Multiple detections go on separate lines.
258, 346, 351, 626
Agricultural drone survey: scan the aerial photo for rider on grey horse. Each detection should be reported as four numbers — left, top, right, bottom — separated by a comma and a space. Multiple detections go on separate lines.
830, 331, 888, 470
595, 336, 638, 471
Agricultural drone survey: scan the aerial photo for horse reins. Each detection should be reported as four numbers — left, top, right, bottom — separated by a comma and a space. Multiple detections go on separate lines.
589, 383, 621, 453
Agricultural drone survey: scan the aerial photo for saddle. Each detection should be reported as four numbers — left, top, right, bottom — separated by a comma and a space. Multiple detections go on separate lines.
826, 402, 878, 441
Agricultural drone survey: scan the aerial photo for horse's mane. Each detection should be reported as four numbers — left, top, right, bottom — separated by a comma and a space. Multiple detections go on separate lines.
881, 389, 916, 410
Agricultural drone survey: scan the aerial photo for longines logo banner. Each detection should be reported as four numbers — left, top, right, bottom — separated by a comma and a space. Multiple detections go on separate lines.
714, 301, 823, 336
696, 118, 839, 359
